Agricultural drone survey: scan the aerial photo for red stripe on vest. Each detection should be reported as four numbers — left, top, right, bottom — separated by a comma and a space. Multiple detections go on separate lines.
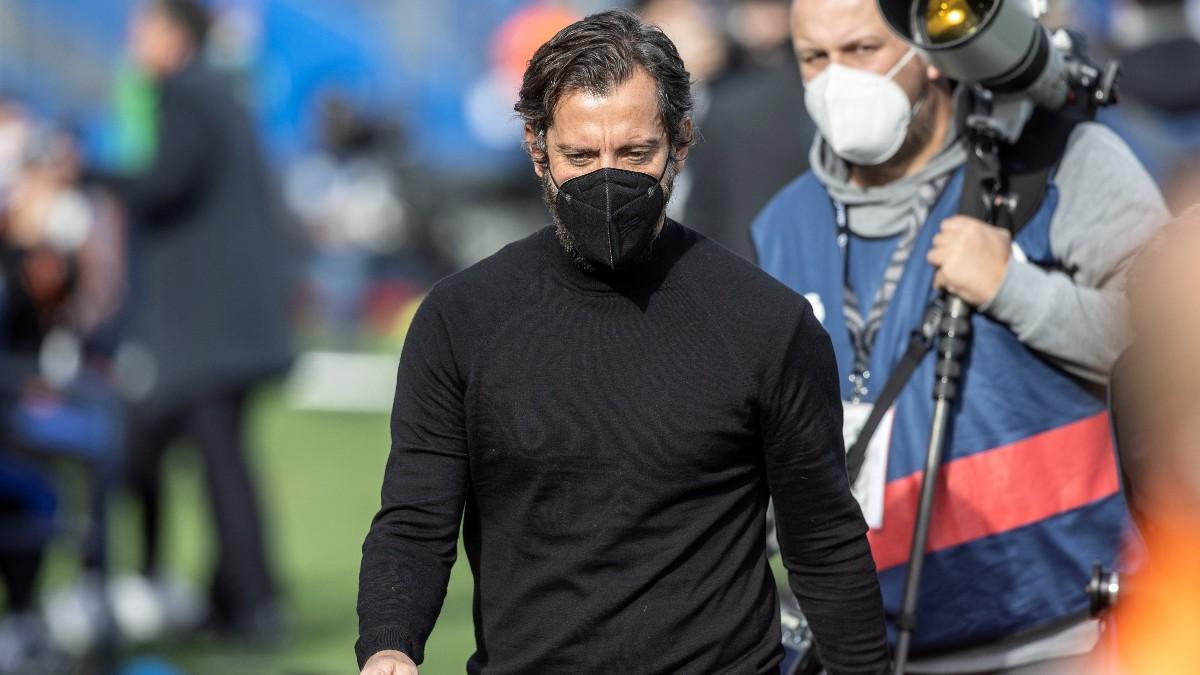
867, 412, 1120, 572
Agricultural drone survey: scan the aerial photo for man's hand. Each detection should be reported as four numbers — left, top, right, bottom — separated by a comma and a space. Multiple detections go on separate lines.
926, 215, 1012, 307
360, 650, 418, 675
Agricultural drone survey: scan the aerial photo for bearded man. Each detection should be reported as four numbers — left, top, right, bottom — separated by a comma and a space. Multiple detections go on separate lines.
355, 9, 890, 675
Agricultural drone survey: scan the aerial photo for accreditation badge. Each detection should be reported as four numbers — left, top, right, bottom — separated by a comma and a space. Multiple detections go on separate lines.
842, 401, 894, 529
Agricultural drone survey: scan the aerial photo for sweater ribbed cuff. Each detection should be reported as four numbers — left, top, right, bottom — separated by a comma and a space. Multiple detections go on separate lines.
355, 629, 422, 669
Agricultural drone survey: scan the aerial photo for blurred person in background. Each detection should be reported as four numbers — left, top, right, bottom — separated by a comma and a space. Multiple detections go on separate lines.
752, 0, 1166, 671
633, 0, 733, 228
285, 94, 414, 349
727, 0, 796, 67
357, 10, 890, 675
1104, 206, 1200, 675
634, 0, 733, 119
0, 107, 126, 673
636, 0, 815, 259
88, 0, 293, 642
1105, 0, 1200, 192
680, 0, 815, 259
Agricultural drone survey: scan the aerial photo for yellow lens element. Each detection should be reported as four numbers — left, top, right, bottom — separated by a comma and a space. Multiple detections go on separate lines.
925, 0, 982, 43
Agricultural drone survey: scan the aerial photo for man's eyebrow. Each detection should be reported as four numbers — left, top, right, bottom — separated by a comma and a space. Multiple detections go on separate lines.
839, 31, 884, 49
616, 138, 663, 152
554, 143, 599, 154
840, 38, 880, 50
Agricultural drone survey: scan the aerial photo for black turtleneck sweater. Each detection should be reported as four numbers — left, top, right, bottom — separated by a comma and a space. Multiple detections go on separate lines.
356, 222, 890, 675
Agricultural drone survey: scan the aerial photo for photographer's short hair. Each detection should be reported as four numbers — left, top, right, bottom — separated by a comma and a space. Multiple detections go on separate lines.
515, 9, 694, 165
151, 0, 211, 48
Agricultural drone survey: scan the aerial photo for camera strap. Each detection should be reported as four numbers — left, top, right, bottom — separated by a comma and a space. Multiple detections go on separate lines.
846, 301, 941, 484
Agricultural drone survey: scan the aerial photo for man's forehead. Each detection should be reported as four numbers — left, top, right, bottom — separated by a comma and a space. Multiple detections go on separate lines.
547, 69, 665, 146
791, 0, 893, 46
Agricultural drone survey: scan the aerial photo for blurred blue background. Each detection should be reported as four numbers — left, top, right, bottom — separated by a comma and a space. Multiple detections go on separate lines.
0, 0, 615, 177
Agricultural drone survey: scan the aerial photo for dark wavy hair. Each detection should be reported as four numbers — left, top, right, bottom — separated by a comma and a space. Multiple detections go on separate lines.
514, 9, 695, 165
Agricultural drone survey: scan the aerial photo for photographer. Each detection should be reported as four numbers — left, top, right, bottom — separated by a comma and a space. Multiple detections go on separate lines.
752, 0, 1167, 672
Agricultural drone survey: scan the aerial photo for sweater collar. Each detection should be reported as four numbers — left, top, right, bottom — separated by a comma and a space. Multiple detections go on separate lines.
540, 219, 687, 295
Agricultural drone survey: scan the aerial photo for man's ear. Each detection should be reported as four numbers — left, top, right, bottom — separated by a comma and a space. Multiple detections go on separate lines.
672, 117, 694, 171
524, 124, 546, 178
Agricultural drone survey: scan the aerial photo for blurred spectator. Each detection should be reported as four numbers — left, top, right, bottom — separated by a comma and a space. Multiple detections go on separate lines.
636, 0, 813, 258
286, 94, 414, 348
681, 0, 814, 259
88, 0, 293, 641
0, 101, 68, 675
1106, 0, 1200, 191
1106, 206, 1200, 675
633, 0, 730, 227
465, 2, 579, 152
635, 0, 731, 99
727, 0, 795, 67
0, 109, 125, 674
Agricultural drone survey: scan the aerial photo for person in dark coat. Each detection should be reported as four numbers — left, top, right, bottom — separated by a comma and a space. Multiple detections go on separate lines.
681, 50, 815, 260
92, 0, 293, 639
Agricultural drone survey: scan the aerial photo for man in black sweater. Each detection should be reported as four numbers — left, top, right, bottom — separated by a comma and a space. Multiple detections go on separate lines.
357, 10, 890, 675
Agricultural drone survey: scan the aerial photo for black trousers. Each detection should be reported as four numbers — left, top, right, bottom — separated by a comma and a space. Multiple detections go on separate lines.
125, 385, 276, 621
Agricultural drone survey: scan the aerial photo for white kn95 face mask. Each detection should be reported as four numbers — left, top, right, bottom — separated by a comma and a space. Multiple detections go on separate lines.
804, 48, 920, 167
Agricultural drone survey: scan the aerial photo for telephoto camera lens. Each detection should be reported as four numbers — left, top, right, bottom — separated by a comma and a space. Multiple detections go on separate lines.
878, 0, 1071, 109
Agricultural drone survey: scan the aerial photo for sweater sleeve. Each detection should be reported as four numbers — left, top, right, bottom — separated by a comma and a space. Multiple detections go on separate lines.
356, 289, 469, 667
759, 302, 891, 675
980, 122, 1167, 384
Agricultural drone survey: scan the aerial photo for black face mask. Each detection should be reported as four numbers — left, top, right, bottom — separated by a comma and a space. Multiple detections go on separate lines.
550, 162, 668, 271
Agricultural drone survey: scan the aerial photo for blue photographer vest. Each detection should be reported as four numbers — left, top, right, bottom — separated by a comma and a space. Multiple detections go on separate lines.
752, 168, 1127, 655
